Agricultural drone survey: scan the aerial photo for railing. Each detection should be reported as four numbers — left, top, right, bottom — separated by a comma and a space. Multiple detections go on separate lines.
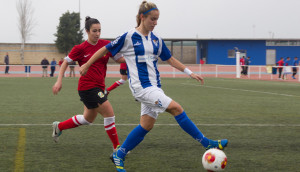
0, 64, 299, 82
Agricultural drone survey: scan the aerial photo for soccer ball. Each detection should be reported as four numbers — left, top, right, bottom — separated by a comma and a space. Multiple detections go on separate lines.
202, 148, 227, 171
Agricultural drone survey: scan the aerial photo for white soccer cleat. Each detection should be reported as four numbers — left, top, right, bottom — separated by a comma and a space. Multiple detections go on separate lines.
52, 121, 62, 143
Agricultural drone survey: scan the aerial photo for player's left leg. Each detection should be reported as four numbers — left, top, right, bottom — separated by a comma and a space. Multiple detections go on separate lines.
166, 100, 228, 150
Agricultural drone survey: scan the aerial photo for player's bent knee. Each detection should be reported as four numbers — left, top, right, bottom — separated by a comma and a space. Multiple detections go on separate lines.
166, 101, 183, 116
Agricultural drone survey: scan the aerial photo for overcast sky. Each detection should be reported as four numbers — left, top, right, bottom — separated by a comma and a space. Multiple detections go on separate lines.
1, 0, 300, 43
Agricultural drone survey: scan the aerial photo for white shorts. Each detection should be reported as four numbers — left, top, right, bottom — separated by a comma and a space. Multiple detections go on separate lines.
283, 66, 292, 74
134, 87, 172, 119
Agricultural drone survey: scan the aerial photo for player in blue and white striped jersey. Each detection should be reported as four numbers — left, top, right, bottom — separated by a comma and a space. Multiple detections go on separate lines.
80, 1, 227, 171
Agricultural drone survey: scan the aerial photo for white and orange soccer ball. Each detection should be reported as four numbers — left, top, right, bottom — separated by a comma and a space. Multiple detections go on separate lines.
202, 148, 227, 171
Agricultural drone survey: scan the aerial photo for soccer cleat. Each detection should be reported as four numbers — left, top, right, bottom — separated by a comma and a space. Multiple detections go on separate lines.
110, 152, 126, 172
292, 76, 296, 79
205, 139, 228, 150
52, 121, 62, 143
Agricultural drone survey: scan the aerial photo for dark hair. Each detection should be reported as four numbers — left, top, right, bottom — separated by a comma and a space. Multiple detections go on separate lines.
136, 1, 158, 27
85, 16, 100, 31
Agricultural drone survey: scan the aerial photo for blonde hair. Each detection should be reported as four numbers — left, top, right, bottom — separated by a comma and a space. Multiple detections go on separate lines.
136, 1, 158, 27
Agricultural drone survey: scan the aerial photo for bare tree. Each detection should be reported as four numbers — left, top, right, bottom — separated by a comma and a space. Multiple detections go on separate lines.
16, 0, 35, 64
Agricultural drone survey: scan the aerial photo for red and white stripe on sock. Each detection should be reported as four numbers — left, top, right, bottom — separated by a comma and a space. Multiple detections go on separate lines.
58, 115, 90, 131
104, 116, 120, 149
106, 79, 126, 92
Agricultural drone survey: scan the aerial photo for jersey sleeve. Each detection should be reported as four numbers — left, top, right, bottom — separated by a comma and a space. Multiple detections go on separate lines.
159, 39, 172, 61
68, 45, 82, 61
105, 32, 128, 56
111, 53, 123, 61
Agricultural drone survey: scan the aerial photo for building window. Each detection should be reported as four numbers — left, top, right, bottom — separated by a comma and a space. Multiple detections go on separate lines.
228, 50, 235, 58
228, 49, 247, 58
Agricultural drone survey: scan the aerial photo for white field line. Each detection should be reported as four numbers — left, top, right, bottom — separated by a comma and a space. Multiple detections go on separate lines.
0, 124, 299, 127
181, 83, 300, 98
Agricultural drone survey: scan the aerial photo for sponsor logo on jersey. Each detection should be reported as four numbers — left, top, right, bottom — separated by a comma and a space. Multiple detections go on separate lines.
84, 54, 90, 58
98, 92, 104, 98
137, 55, 158, 63
133, 41, 142, 46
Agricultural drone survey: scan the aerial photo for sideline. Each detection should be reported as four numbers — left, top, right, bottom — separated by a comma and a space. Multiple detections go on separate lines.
14, 128, 26, 172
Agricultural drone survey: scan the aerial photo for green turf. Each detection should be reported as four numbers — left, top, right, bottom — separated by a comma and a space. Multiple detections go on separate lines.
0, 77, 299, 172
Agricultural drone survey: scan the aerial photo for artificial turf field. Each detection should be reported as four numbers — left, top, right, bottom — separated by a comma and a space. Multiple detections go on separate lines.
0, 77, 299, 172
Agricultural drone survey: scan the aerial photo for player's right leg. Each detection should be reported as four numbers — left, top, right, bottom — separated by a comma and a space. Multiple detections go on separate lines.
97, 100, 120, 150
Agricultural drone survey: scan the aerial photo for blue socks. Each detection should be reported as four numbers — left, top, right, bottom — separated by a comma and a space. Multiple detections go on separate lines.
175, 111, 209, 147
117, 111, 209, 160
117, 125, 149, 160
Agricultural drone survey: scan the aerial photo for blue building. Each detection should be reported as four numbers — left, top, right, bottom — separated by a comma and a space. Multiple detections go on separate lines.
196, 39, 300, 65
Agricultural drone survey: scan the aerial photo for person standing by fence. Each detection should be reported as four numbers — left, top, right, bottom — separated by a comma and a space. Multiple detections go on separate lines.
244, 56, 251, 76
4, 52, 9, 74
50, 58, 57, 77
276, 57, 284, 79
41, 57, 49, 77
292, 57, 299, 79
68, 61, 76, 77
240, 56, 245, 75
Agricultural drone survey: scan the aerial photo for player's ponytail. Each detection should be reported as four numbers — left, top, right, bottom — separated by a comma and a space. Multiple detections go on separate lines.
136, 1, 158, 27
85, 16, 100, 31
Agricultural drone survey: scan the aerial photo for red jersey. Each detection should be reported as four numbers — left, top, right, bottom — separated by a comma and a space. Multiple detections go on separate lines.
240, 58, 245, 65
120, 63, 127, 70
68, 39, 112, 91
277, 60, 284, 69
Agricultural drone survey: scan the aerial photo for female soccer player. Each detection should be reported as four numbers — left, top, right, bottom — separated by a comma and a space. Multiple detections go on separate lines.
80, 2, 228, 171
52, 16, 123, 152
106, 63, 127, 95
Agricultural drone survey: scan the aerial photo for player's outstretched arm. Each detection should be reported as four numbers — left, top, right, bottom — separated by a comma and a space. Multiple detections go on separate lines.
166, 56, 204, 84
52, 60, 69, 95
80, 46, 109, 76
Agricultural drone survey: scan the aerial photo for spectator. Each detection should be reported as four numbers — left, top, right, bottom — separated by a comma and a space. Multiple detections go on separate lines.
41, 57, 49, 77
69, 61, 76, 77
276, 57, 284, 79
240, 56, 245, 75
68, 61, 76, 77
244, 56, 251, 75
4, 52, 9, 74
283, 57, 292, 80
58, 57, 64, 66
292, 57, 299, 79
50, 58, 57, 77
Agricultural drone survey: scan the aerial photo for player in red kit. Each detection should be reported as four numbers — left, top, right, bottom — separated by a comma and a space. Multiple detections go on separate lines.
52, 16, 124, 152
276, 57, 284, 79
106, 63, 128, 95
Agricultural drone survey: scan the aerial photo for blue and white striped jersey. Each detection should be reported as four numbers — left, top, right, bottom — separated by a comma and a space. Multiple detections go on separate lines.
106, 28, 172, 93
